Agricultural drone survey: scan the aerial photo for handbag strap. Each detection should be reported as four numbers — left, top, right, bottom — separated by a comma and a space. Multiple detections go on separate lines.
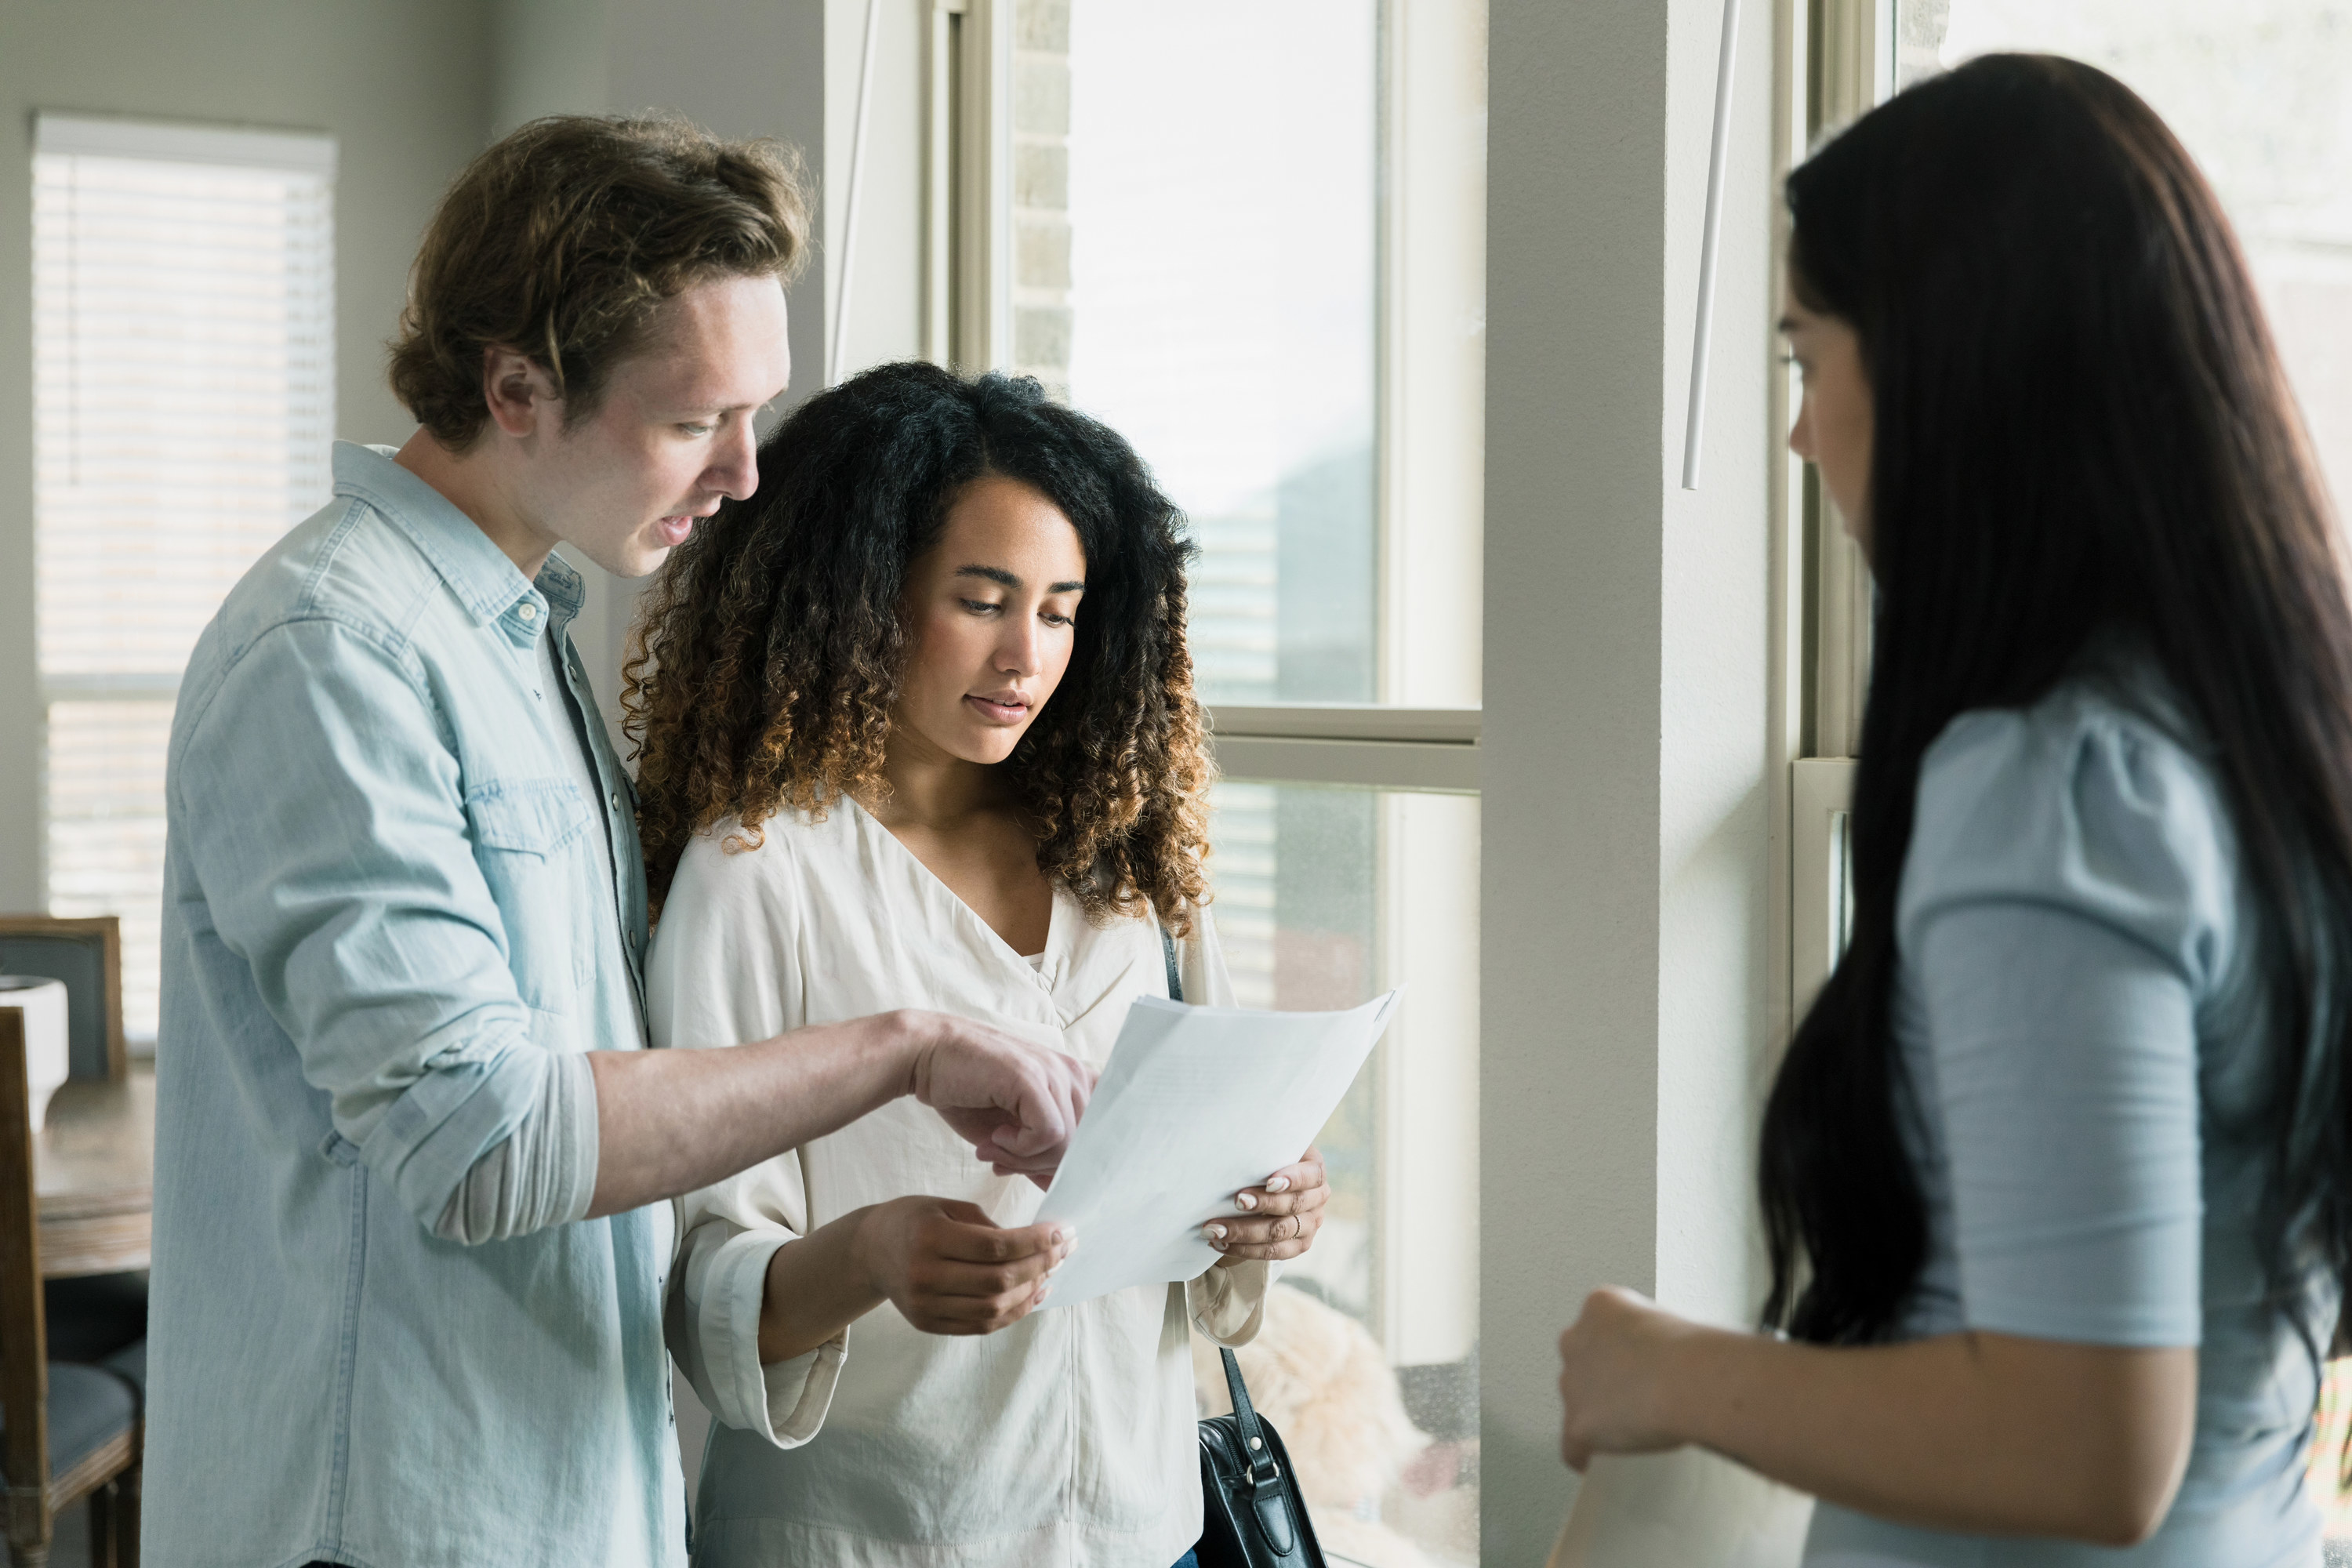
1220, 1345, 1283, 1494
1161, 924, 1183, 1004
1179, 927, 1281, 1497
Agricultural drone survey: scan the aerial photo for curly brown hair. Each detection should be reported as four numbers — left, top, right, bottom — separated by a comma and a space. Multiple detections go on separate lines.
626, 362, 1214, 934
388, 113, 808, 449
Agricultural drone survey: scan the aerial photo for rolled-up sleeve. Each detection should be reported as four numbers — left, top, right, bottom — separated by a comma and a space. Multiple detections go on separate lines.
173, 618, 566, 1232
668, 1163, 845, 1446
651, 837, 845, 1446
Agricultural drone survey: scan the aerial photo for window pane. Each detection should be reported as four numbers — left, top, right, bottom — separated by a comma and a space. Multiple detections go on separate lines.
1208, 781, 1481, 1568
1018, 0, 1379, 703
34, 136, 336, 1044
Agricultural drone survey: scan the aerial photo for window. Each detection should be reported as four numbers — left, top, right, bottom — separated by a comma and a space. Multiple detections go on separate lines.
1043, 2, 1380, 705
1210, 781, 1481, 1561
33, 114, 336, 1044
1786, 1, 1880, 1018
930, 3, 1486, 1559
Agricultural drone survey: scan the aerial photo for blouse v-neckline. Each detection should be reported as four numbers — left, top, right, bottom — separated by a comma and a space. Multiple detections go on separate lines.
844, 793, 1069, 980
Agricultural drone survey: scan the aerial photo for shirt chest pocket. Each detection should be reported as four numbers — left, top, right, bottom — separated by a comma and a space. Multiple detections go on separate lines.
464, 779, 595, 1012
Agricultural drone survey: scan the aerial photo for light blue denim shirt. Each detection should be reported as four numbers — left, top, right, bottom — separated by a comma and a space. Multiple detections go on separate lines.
144, 442, 684, 1567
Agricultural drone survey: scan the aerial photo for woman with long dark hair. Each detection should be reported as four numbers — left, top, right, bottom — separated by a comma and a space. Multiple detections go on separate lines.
631, 363, 1327, 1567
1554, 55, 2351, 1563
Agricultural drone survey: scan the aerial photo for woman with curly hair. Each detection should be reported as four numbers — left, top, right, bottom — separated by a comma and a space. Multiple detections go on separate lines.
633, 362, 1328, 1568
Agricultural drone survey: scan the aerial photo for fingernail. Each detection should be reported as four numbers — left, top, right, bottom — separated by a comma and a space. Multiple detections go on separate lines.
1265, 1176, 1290, 1193
1204, 1223, 1228, 1242
1051, 1228, 1065, 1247
1234, 1192, 1258, 1212
1036, 1282, 1053, 1302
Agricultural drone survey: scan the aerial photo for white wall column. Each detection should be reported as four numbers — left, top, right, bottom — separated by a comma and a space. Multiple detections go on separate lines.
1480, 0, 1780, 1558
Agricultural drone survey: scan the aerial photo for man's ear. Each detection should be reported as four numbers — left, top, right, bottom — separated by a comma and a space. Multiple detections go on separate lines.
481, 346, 561, 440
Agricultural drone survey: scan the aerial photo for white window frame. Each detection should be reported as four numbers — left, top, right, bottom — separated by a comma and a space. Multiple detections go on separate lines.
1782, 0, 1886, 1021
922, 0, 1014, 373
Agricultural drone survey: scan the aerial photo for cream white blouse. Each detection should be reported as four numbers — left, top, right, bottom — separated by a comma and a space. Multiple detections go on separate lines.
650, 799, 1269, 1568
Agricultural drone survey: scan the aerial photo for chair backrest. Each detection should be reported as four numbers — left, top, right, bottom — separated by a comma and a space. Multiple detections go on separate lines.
0, 1005, 54, 1540
0, 916, 125, 1083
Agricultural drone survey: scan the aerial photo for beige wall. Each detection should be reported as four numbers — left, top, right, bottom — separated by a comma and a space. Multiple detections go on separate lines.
0, 0, 495, 910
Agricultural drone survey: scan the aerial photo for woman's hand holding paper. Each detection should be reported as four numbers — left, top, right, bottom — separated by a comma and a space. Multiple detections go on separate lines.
1206, 1145, 1328, 1266
852, 1196, 1075, 1333
756, 1196, 1075, 1363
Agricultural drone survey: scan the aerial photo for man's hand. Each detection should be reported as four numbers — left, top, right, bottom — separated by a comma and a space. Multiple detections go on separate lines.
900, 1011, 1095, 1181
850, 1196, 1074, 1334
590, 1011, 1091, 1221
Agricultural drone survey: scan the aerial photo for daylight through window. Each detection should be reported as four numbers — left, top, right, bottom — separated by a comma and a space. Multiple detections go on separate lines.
33, 114, 336, 1043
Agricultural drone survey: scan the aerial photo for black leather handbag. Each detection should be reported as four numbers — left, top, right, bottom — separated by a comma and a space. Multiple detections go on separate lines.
1194, 1344, 1328, 1568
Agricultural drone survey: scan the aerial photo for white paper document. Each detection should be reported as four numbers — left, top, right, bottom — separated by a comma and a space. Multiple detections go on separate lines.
1035, 989, 1403, 1309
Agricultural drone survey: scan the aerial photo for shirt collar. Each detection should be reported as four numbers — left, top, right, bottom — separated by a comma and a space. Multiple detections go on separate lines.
334, 441, 575, 633
536, 552, 586, 637
332, 439, 550, 630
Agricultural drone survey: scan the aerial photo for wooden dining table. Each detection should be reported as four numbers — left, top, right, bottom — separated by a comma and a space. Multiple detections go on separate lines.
33, 1062, 154, 1279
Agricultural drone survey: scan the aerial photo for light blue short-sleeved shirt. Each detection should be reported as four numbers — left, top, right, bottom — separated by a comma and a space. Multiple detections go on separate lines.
1804, 668, 2331, 1568
143, 443, 684, 1568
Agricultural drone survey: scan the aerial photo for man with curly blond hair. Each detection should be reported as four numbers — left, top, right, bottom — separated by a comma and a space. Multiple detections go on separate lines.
144, 114, 1087, 1568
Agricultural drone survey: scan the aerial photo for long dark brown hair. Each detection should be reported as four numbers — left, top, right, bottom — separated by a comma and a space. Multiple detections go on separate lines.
626, 361, 1214, 932
1760, 56, 2352, 1354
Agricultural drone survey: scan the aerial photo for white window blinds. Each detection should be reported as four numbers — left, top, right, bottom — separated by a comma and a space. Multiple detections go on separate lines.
33, 113, 336, 1044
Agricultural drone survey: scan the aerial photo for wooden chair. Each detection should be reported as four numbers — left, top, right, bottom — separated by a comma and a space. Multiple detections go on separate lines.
0, 915, 147, 1470
0, 918, 125, 1087
0, 1007, 141, 1568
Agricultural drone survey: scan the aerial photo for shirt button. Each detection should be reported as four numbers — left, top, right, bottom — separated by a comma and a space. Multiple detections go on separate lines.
517, 602, 539, 622
608, 792, 622, 811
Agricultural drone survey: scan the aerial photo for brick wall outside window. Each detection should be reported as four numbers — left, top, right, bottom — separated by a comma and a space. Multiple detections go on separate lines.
1012, 0, 1072, 401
